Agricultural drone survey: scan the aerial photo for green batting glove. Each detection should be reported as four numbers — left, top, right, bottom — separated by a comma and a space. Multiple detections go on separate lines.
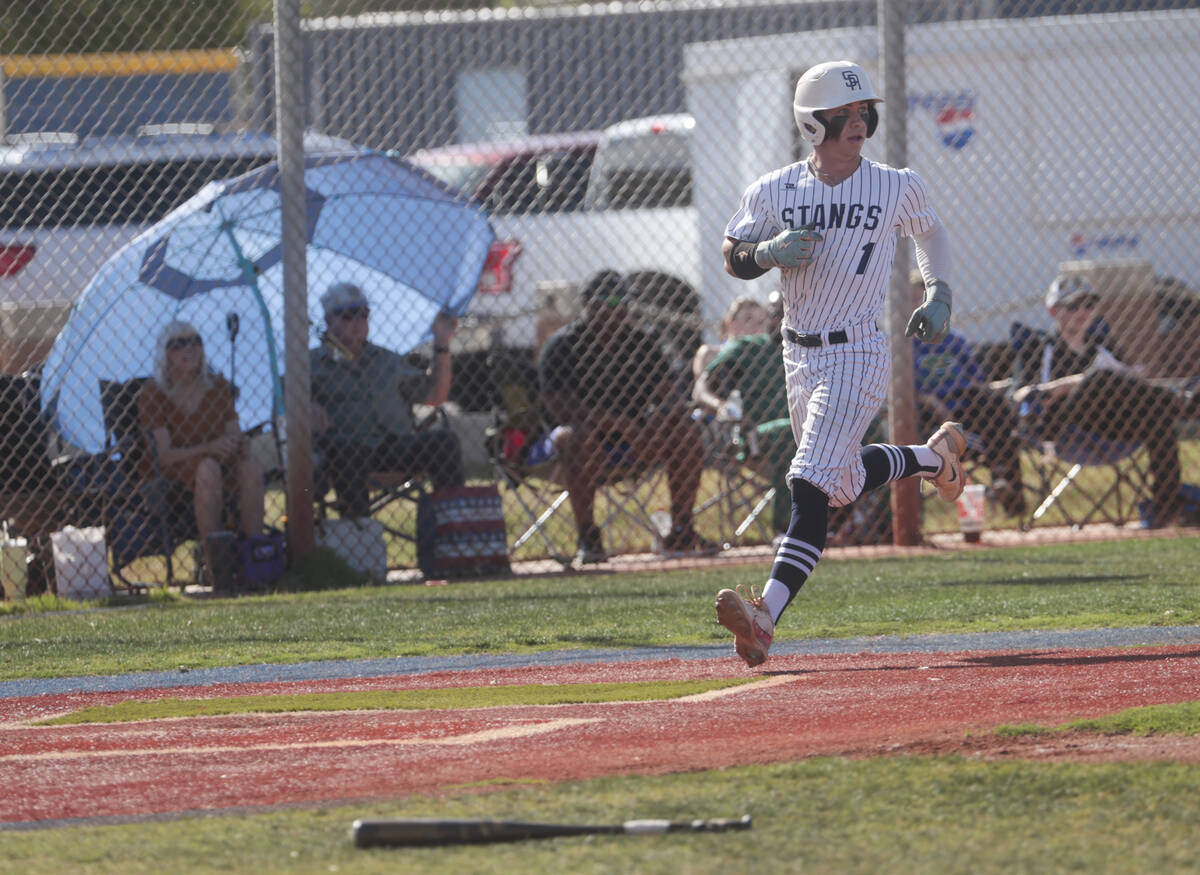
754, 223, 823, 270
905, 280, 953, 342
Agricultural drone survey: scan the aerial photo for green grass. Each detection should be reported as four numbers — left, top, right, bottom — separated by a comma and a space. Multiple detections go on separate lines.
3, 757, 1199, 874
36, 677, 758, 725
997, 702, 1200, 738
2, 536, 1198, 680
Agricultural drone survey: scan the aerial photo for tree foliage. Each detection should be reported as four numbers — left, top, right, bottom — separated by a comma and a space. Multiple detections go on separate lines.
0, 0, 565, 55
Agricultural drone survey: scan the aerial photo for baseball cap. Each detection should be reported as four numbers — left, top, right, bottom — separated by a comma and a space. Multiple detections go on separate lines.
580, 269, 629, 306
321, 282, 369, 316
1045, 275, 1098, 310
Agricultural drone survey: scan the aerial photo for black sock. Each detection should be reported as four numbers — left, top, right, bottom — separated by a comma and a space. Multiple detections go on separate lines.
861, 443, 935, 492
767, 479, 828, 607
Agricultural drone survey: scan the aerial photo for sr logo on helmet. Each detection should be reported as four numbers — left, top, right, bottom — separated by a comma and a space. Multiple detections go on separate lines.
793, 60, 883, 146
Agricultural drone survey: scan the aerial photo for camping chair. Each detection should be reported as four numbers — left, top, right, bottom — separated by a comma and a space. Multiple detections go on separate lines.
91, 378, 193, 590
484, 350, 670, 566
489, 428, 669, 567
312, 408, 449, 556
1008, 323, 1152, 530
94, 378, 253, 590
1020, 424, 1150, 529
690, 412, 780, 547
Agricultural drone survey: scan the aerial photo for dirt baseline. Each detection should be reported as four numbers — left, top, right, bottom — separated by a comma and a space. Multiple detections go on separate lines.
2, 644, 1199, 827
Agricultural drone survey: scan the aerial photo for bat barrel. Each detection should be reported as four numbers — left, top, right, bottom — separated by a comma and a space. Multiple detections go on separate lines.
351, 817, 612, 848
351, 814, 751, 848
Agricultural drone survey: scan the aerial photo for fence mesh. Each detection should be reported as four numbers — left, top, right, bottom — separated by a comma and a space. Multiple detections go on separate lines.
1, 0, 1197, 600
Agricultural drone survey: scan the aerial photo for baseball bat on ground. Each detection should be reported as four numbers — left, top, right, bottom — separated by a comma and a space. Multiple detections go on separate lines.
351, 814, 752, 848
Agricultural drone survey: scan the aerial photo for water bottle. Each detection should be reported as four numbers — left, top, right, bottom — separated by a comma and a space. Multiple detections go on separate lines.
650, 509, 672, 554
724, 390, 745, 450
723, 389, 744, 422
745, 424, 760, 458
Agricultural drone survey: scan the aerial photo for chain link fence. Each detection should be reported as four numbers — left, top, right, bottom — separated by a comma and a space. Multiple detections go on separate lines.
1, 0, 1197, 601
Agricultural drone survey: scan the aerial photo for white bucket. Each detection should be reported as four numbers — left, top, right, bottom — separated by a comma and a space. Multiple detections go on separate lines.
315, 518, 388, 581
50, 526, 112, 600
1, 537, 27, 601
955, 483, 987, 543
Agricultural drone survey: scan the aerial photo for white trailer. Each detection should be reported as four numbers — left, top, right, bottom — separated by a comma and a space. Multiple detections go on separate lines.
684, 9, 1200, 342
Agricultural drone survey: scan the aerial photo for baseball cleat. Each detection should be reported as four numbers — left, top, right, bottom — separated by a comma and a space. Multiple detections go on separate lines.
715, 584, 774, 668
925, 421, 968, 501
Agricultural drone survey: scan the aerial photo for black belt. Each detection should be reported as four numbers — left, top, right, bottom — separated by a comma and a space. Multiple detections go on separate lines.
785, 327, 848, 347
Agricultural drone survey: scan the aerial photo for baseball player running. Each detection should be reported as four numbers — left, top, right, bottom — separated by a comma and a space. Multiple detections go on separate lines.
715, 59, 966, 668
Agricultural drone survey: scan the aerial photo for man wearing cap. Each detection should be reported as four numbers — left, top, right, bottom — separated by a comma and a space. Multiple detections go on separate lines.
1011, 275, 1184, 527
538, 269, 718, 563
310, 281, 465, 518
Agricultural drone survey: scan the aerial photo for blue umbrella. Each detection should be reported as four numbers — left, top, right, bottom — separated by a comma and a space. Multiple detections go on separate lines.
42, 152, 494, 453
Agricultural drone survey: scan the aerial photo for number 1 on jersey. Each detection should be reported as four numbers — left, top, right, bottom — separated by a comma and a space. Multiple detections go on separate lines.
854, 242, 876, 275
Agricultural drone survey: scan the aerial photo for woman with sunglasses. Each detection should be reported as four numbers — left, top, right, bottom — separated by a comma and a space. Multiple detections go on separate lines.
138, 321, 266, 574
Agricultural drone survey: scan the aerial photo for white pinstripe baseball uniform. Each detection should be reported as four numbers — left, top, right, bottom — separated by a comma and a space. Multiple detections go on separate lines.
725, 158, 942, 506
714, 59, 964, 670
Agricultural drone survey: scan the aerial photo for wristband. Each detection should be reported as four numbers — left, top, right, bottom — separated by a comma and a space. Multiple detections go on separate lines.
433, 345, 450, 354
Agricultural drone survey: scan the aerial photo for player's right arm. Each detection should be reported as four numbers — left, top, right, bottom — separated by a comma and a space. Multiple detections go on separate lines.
724, 171, 820, 278
723, 236, 768, 279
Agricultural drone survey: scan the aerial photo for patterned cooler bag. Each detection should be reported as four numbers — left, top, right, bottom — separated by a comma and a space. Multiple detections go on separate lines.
417, 485, 511, 579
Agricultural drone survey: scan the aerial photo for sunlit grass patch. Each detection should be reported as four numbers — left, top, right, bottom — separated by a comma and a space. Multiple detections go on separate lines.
35, 677, 760, 725
995, 701, 1200, 737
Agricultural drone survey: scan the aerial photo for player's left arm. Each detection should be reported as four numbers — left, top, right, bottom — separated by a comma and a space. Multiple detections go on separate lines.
902, 172, 955, 342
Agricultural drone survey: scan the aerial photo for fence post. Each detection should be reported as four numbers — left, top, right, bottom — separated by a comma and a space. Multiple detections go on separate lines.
275, 0, 315, 561
879, 0, 920, 547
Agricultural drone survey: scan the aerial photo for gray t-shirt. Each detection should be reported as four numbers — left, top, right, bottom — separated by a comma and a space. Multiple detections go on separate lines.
310, 341, 432, 448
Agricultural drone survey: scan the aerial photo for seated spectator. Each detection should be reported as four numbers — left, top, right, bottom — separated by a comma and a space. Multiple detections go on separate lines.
690, 295, 771, 383
908, 273, 1026, 516
138, 321, 266, 559
311, 282, 465, 518
693, 291, 795, 538
539, 269, 717, 563
1011, 275, 1185, 527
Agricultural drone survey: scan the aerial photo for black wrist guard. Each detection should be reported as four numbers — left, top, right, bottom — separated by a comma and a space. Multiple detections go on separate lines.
729, 241, 769, 280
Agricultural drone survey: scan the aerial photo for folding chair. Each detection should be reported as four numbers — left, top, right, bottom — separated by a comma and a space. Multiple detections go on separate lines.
1006, 320, 1159, 530
1022, 426, 1150, 529
92, 378, 198, 590
485, 352, 670, 566
691, 413, 780, 547
312, 408, 448, 558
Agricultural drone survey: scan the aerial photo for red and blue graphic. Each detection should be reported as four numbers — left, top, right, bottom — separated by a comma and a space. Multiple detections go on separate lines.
1068, 232, 1140, 259
909, 91, 977, 151
935, 103, 975, 150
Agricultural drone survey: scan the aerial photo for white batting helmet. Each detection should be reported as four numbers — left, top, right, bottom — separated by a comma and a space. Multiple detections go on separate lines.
793, 60, 883, 145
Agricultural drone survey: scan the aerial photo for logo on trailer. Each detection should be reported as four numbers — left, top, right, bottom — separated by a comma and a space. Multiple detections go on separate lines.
1068, 232, 1140, 259
909, 91, 977, 151
934, 103, 975, 150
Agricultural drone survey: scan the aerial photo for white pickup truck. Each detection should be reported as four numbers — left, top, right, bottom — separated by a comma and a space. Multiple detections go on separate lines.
408, 114, 704, 368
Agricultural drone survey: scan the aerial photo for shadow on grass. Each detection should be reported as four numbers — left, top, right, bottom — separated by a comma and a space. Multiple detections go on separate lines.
963, 648, 1200, 668
941, 573, 1149, 587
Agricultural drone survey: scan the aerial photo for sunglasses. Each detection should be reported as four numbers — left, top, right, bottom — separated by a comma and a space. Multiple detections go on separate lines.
587, 294, 627, 308
333, 306, 371, 321
165, 335, 202, 350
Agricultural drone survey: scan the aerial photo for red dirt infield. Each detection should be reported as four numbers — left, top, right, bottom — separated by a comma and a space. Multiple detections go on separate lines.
3, 644, 1200, 827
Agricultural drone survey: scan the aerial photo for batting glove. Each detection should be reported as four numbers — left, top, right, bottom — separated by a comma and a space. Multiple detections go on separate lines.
905, 279, 953, 343
754, 224, 823, 270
